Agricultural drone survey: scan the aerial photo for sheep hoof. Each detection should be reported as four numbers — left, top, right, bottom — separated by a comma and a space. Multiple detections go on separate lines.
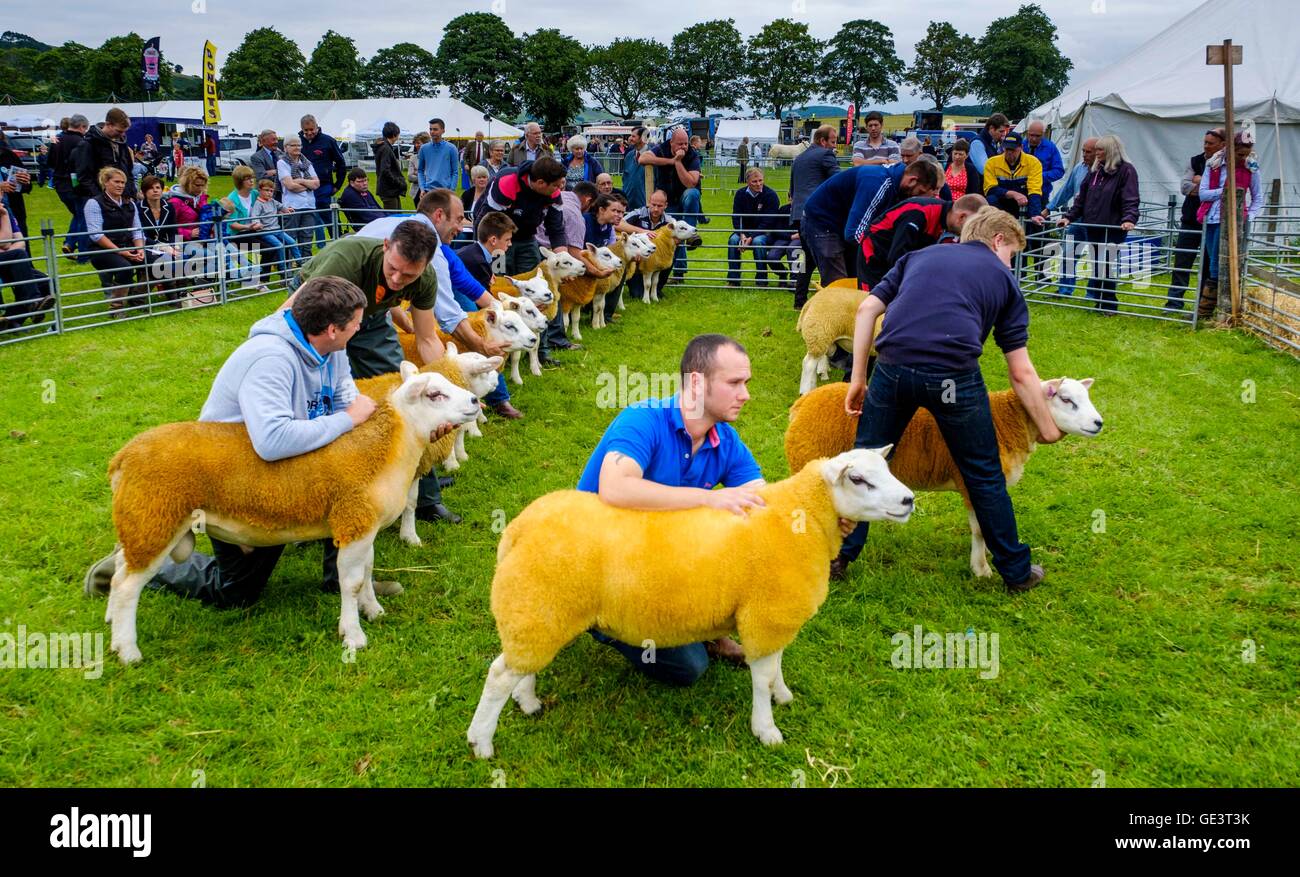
512, 691, 543, 716
530, 365, 542, 377
753, 725, 784, 746
443, 456, 460, 472
399, 531, 423, 547
773, 685, 794, 706
468, 736, 494, 759
340, 628, 368, 651
115, 642, 142, 665
972, 561, 994, 578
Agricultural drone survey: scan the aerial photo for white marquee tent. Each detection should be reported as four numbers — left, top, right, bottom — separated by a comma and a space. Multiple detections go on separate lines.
1025, 0, 1300, 210
0, 93, 523, 142
714, 119, 780, 167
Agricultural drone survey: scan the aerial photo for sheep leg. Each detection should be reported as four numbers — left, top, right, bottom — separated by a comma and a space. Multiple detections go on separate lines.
968, 508, 993, 578
616, 288, 626, 311
109, 525, 189, 663
399, 480, 422, 547
749, 650, 784, 746
528, 345, 542, 376
442, 446, 460, 472
569, 307, 583, 341
454, 427, 469, 463
336, 537, 373, 651
799, 354, 820, 395
650, 271, 661, 302
467, 413, 484, 438
817, 353, 831, 380
772, 650, 793, 705
509, 350, 523, 385
641, 273, 654, 303
467, 653, 527, 759
358, 551, 384, 621
511, 674, 542, 715
592, 293, 604, 328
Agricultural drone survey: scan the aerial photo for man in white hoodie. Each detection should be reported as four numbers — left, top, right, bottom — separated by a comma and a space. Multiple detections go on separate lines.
83, 276, 400, 607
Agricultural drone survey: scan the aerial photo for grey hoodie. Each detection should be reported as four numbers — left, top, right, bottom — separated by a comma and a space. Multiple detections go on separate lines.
199, 309, 359, 461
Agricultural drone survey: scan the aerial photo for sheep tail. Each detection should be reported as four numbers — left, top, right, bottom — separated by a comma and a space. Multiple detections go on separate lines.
795, 298, 811, 333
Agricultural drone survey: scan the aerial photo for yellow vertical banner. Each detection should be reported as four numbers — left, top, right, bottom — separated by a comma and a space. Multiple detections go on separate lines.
202, 41, 221, 124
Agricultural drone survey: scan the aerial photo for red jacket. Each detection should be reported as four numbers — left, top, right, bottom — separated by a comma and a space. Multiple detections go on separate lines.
860, 197, 950, 288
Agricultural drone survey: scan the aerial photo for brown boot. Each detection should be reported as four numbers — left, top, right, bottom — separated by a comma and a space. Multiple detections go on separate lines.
1196, 278, 1219, 320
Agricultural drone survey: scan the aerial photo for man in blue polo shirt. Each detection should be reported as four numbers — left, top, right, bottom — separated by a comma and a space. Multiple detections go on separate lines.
577, 334, 765, 684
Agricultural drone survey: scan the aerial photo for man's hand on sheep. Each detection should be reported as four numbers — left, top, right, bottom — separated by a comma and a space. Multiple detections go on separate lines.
347, 394, 377, 427
839, 518, 855, 537
704, 487, 767, 516
430, 422, 457, 442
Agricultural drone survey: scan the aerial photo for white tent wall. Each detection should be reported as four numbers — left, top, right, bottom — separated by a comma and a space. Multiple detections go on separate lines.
714, 119, 779, 167
0, 95, 522, 142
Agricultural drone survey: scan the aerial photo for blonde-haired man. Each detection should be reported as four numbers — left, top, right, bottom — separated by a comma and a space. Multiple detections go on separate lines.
834, 206, 1062, 593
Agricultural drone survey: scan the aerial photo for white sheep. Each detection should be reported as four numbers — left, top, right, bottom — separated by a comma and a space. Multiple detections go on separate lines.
766, 141, 810, 161
104, 364, 480, 663
634, 219, 698, 303
610, 232, 657, 314
795, 278, 881, 395
466, 448, 915, 758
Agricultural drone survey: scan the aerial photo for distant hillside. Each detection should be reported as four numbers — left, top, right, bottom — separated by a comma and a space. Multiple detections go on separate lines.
0, 32, 53, 52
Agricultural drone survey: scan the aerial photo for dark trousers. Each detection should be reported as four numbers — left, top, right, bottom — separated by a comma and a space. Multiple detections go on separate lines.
380, 196, 402, 211
58, 191, 89, 254
837, 362, 1032, 586
793, 219, 816, 301
150, 537, 286, 609
589, 629, 710, 686
0, 249, 49, 322
737, 161, 748, 184
804, 218, 854, 285
89, 250, 147, 309
1084, 225, 1126, 312
1168, 217, 1202, 303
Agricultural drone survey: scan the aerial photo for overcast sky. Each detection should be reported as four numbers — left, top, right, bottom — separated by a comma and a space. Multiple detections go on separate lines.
30, 0, 1208, 111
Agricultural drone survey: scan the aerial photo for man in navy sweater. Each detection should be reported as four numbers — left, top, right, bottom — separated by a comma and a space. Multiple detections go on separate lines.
726, 167, 782, 287
299, 115, 349, 248
833, 206, 1063, 593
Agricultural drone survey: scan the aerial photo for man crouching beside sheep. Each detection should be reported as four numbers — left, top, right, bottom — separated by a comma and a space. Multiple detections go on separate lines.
834, 206, 1062, 592
83, 276, 458, 615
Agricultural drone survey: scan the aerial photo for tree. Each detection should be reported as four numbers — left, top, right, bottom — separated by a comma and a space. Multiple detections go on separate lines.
0, 46, 44, 102
904, 22, 977, 113
972, 4, 1072, 119
517, 29, 588, 132
744, 20, 823, 122
220, 27, 306, 99
363, 43, 439, 98
32, 41, 94, 100
819, 19, 905, 112
587, 39, 669, 119
84, 34, 174, 101
436, 13, 521, 121
664, 20, 746, 117
302, 30, 365, 100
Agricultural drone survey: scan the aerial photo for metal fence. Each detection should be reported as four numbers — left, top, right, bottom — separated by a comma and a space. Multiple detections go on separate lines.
1242, 207, 1300, 356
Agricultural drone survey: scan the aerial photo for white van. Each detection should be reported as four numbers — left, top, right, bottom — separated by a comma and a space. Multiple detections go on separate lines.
215, 134, 257, 173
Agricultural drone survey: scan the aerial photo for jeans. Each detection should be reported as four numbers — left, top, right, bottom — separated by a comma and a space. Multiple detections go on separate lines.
727, 232, 771, 283
837, 362, 1033, 586
667, 188, 702, 279
259, 231, 301, 276
283, 211, 316, 256
0, 248, 49, 323
312, 194, 333, 248
1056, 224, 1085, 297
793, 220, 815, 300
59, 192, 90, 255
1203, 222, 1221, 280
150, 537, 285, 609
588, 629, 710, 686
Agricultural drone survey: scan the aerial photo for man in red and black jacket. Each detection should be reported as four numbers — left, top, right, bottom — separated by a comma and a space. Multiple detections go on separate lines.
858, 193, 987, 288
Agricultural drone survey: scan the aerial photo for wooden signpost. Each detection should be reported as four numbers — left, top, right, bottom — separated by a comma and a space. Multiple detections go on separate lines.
1207, 40, 1243, 323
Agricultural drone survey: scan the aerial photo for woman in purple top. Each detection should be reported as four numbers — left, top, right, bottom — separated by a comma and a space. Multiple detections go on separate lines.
1058, 134, 1140, 314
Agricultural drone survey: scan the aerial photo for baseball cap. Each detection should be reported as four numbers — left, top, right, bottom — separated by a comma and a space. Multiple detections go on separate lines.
1002, 133, 1023, 149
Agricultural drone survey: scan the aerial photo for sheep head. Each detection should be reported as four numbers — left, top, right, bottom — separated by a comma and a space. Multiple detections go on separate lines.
444, 344, 505, 398
624, 232, 657, 261
496, 293, 549, 332
592, 244, 623, 273
1044, 377, 1103, 437
393, 362, 481, 440
506, 273, 554, 306
482, 306, 538, 352
540, 247, 587, 279
820, 448, 914, 524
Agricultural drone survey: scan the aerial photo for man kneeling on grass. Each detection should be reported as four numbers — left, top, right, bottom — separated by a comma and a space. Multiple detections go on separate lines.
576, 334, 855, 683
832, 206, 1062, 592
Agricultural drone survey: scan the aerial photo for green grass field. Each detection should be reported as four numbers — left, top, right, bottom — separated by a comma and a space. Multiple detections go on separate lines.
1, 176, 1298, 788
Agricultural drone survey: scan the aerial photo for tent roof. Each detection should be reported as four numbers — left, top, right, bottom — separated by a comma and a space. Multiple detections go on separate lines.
1029, 0, 1300, 123
0, 94, 522, 141
715, 119, 780, 141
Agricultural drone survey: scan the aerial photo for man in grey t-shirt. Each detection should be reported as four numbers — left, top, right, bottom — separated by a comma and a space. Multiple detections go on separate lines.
852, 111, 901, 166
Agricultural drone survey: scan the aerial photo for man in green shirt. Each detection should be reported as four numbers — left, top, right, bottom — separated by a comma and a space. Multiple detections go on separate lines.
290, 220, 444, 378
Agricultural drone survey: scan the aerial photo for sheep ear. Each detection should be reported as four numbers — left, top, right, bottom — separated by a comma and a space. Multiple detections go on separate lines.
484, 308, 498, 324
1045, 378, 1064, 397
399, 361, 419, 381
539, 247, 554, 259
585, 243, 598, 254
1080, 377, 1095, 389
822, 454, 854, 483
445, 342, 459, 357
482, 355, 504, 370
507, 276, 524, 289
869, 444, 894, 459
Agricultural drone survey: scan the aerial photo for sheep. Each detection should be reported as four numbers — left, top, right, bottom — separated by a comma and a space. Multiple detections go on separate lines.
488, 249, 586, 374
634, 219, 698, 303
766, 141, 810, 161
784, 378, 1103, 577
396, 305, 538, 371
103, 364, 481, 663
354, 345, 503, 546
494, 293, 550, 385
589, 239, 630, 330
559, 244, 621, 341
465, 448, 915, 758
612, 232, 657, 312
796, 277, 883, 395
